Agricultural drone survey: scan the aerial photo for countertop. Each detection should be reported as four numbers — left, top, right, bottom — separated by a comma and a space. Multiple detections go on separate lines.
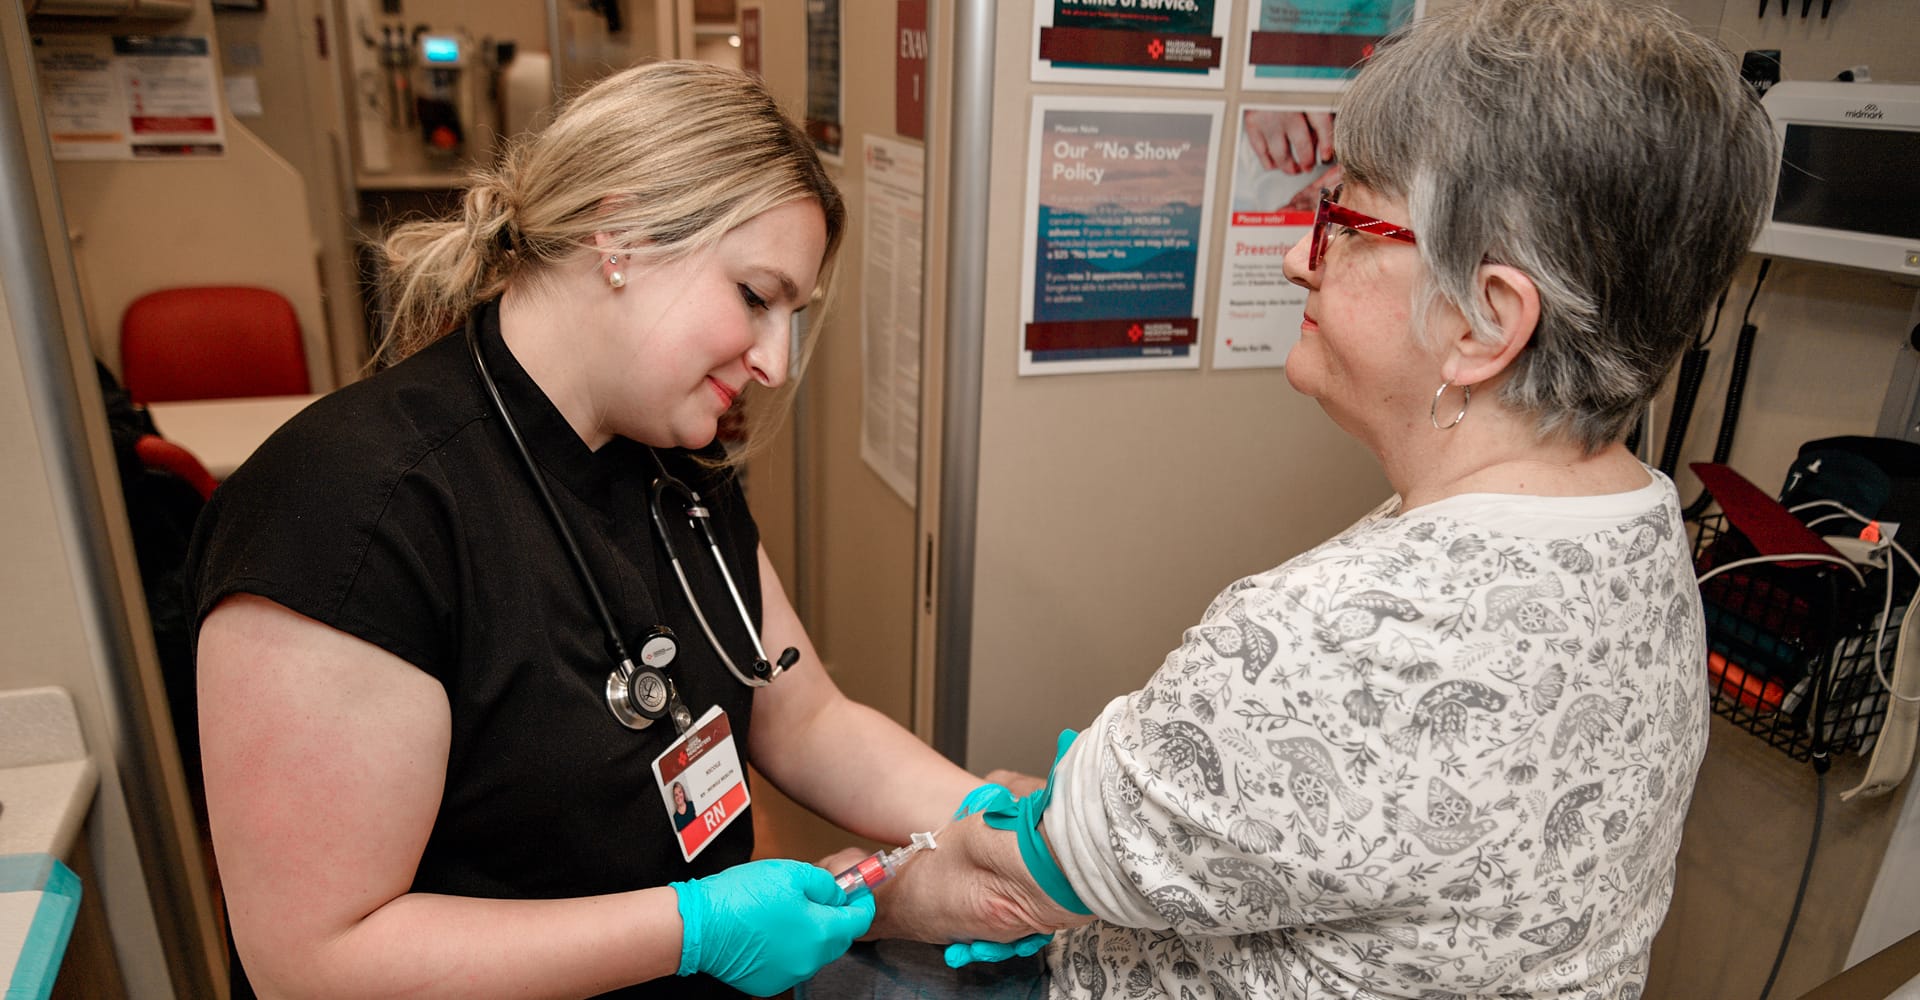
0, 687, 96, 998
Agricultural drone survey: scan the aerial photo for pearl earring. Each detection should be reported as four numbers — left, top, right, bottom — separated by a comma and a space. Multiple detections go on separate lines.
607, 254, 626, 289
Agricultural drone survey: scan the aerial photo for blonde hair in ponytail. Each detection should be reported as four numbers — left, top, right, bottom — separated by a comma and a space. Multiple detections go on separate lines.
372, 60, 845, 377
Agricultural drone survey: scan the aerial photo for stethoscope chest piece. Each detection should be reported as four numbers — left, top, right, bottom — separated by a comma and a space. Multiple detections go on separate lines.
606, 627, 692, 731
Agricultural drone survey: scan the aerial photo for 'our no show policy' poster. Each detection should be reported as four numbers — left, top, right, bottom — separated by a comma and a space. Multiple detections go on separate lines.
1021, 97, 1222, 376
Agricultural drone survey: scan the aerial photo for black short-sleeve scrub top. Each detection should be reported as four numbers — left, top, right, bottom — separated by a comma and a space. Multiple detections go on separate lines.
189, 301, 762, 998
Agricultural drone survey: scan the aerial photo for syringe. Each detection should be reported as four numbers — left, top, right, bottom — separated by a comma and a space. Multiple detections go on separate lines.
834, 830, 938, 899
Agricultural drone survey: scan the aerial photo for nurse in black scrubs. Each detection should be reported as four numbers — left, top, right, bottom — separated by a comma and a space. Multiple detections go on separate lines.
190, 60, 992, 999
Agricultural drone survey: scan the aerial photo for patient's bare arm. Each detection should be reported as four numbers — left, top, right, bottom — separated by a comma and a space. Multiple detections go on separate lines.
860, 812, 1094, 945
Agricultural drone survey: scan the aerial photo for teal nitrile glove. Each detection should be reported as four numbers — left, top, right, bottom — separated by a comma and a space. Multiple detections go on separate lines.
670, 858, 876, 997
954, 782, 1016, 819
944, 933, 1052, 969
946, 732, 1085, 969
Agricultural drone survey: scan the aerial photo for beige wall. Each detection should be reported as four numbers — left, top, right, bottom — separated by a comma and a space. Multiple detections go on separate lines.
964, 1, 1388, 779
555, 0, 661, 94
1653, 718, 1913, 999
0, 259, 187, 1000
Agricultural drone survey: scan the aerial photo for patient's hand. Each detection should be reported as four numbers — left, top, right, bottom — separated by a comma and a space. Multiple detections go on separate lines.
859, 814, 1091, 948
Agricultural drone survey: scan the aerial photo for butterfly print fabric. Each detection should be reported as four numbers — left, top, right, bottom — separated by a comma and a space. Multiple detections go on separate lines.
1044, 474, 1708, 999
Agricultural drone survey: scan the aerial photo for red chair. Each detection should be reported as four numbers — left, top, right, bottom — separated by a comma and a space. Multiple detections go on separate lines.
120, 286, 311, 404
133, 434, 219, 501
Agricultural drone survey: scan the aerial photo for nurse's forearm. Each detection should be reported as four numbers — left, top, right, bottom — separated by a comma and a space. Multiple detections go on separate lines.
756, 692, 979, 843
747, 544, 980, 841
242, 886, 685, 1000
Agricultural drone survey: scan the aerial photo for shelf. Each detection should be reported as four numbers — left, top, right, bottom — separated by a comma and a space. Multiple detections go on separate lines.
356, 170, 469, 192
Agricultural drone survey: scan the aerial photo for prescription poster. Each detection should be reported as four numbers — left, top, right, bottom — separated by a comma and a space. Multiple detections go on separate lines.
1241, 0, 1422, 91
1212, 104, 1339, 369
1020, 98, 1222, 376
1031, 0, 1231, 88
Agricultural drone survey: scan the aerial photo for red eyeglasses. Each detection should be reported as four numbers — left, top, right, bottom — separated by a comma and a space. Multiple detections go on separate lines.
1309, 184, 1417, 270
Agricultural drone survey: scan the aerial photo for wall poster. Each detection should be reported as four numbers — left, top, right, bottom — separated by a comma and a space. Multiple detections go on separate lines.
34, 34, 227, 160
1020, 97, 1223, 376
805, 0, 842, 159
1211, 103, 1339, 369
1241, 0, 1422, 92
1031, 0, 1231, 88
860, 135, 925, 504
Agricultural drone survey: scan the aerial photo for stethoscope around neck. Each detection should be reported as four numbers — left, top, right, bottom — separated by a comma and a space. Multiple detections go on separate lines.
465, 318, 797, 733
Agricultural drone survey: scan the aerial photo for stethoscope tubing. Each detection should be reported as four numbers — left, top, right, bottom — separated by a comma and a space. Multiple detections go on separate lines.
466, 321, 642, 683
465, 317, 779, 730
646, 473, 773, 689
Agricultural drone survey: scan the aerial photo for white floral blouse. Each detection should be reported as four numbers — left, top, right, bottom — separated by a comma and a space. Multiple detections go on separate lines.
1047, 471, 1707, 1000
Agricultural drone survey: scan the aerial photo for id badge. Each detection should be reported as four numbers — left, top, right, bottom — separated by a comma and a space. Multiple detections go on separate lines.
652, 704, 750, 862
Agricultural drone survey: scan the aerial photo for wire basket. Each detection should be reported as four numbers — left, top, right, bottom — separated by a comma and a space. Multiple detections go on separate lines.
1693, 512, 1905, 762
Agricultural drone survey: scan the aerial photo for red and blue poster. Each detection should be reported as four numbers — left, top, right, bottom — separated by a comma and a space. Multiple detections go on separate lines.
1021, 97, 1222, 375
1032, 0, 1231, 88
1242, 0, 1423, 91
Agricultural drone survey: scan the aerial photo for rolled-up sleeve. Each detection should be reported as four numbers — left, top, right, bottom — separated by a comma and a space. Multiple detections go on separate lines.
1049, 695, 1163, 928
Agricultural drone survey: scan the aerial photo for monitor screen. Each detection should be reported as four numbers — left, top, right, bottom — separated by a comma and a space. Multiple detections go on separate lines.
421, 35, 461, 64
1772, 124, 1920, 241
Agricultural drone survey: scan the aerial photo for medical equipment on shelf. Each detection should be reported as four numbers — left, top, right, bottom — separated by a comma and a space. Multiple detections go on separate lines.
834, 831, 938, 900
1751, 81, 1920, 278
344, 0, 548, 179
413, 31, 468, 165
465, 320, 798, 733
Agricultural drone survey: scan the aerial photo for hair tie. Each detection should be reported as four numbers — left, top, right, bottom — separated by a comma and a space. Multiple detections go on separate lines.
494, 223, 518, 256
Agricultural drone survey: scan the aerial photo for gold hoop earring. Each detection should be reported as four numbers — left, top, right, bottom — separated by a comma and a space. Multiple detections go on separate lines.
1431, 380, 1471, 431
607, 255, 626, 289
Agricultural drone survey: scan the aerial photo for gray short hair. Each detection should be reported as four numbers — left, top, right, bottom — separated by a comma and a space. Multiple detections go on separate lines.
1337, 0, 1774, 451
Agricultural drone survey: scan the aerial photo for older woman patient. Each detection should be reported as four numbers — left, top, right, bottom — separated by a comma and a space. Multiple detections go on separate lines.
808, 0, 1774, 997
